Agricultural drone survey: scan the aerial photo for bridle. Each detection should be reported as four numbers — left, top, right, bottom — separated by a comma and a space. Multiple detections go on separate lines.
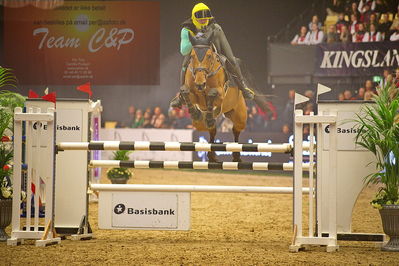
189, 45, 222, 79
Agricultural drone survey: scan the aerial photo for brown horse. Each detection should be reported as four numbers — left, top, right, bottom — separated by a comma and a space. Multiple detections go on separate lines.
179, 34, 247, 162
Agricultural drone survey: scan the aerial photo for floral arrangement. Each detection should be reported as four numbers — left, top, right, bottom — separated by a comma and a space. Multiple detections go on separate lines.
106, 167, 132, 180
106, 150, 133, 181
354, 82, 399, 209
0, 67, 25, 200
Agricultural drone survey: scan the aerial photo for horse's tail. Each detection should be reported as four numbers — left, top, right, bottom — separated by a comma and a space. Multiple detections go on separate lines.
238, 59, 273, 113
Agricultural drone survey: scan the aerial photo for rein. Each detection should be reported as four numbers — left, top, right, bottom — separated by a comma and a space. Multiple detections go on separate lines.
189, 45, 223, 79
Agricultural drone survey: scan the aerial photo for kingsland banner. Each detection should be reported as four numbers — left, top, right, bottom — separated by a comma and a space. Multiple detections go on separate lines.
315, 42, 399, 76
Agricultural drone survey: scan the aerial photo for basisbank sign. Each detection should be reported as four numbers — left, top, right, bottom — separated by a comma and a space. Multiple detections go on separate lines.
315, 42, 399, 76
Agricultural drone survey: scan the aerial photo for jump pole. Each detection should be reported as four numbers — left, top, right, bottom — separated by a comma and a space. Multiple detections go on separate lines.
91, 184, 310, 194
89, 160, 310, 171
57, 141, 312, 153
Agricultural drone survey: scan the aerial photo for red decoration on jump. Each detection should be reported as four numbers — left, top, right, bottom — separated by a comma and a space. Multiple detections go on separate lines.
28, 89, 39, 99
76, 82, 93, 97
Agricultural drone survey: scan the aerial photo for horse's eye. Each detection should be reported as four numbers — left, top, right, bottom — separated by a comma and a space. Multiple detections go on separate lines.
207, 54, 211, 59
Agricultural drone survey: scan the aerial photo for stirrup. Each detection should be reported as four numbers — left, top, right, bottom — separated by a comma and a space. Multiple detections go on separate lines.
242, 87, 255, 100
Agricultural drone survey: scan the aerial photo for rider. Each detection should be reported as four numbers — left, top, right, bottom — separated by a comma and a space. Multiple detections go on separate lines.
170, 2, 255, 108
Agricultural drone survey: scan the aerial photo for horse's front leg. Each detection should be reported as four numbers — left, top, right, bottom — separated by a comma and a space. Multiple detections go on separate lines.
207, 126, 218, 162
180, 85, 202, 121
205, 88, 218, 129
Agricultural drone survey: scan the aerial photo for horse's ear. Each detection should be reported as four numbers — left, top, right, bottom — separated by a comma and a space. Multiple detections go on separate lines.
189, 33, 196, 45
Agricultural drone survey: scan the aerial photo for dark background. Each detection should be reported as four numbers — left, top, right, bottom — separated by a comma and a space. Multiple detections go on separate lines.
0, 0, 319, 122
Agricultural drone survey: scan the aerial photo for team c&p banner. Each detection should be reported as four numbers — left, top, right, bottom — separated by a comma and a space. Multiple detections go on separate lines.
4, 1, 160, 85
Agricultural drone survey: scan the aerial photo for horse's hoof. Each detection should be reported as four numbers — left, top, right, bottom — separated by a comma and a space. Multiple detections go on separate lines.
207, 152, 218, 162
232, 157, 242, 162
206, 118, 216, 129
233, 152, 242, 163
232, 152, 241, 162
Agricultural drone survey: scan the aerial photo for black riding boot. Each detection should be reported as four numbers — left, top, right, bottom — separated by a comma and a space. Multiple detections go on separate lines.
228, 62, 255, 100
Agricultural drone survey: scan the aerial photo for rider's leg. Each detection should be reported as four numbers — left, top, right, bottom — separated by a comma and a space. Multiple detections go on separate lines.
170, 56, 190, 108
210, 24, 254, 100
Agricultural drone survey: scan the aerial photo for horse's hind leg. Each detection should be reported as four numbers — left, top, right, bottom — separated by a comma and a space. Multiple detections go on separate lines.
232, 127, 242, 162
207, 127, 218, 162
225, 100, 247, 162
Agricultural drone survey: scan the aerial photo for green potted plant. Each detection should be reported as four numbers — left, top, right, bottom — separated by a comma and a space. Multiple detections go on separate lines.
106, 150, 133, 184
0, 67, 25, 241
354, 82, 399, 252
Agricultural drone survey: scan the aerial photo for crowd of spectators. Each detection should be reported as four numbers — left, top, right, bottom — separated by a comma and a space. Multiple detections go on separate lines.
120, 105, 194, 129
291, 0, 399, 45
337, 67, 399, 101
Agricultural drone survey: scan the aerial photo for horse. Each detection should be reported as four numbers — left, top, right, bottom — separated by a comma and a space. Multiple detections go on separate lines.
179, 33, 247, 162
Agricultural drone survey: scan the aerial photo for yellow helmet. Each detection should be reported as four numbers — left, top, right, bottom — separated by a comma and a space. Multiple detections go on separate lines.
192, 3, 213, 30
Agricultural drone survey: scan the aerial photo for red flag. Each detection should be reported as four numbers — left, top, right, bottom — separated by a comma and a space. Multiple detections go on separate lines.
76, 82, 92, 97
42, 92, 56, 104
28, 89, 39, 98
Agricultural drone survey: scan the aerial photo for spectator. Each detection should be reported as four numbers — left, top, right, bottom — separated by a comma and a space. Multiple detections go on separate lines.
326, 25, 339, 43
359, 4, 372, 23
352, 23, 366, 42
378, 69, 391, 89
363, 23, 382, 41
368, 13, 379, 28
153, 113, 167, 129
132, 109, 144, 128
343, 89, 355, 100
365, 79, 377, 93
390, 25, 399, 41
168, 109, 178, 129
378, 13, 392, 40
358, 0, 376, 14
349, 13, 360, 35
338, 92, 345, 101
308, 22, 325, 44
349, 2, 359, 16
142, 111, 153, 128
303, 103, 314, 115
121, 105, 136, 128
281, 124, 292, 138
389, 5, 399, 33
150, 106, 163, 127
374, 0, 389, 14
308, 15, 322, 31
336, 13, 348, 33
291, 26, 309, 45
282, 89, 295, 126
339, 25, 351, 42
174, 109, 193, 129
354, 87, 365, 100
247, 105, 264, 131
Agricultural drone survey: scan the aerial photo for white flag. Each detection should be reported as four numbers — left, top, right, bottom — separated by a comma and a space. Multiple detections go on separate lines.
294, 93, 309, 106
317, 83, 331, 96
